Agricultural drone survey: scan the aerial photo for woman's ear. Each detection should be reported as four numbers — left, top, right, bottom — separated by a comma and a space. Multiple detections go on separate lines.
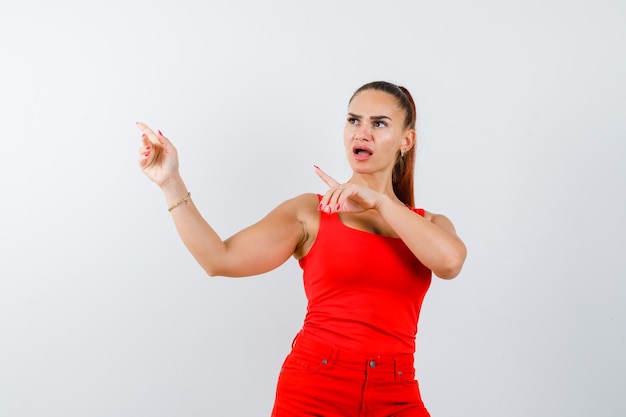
402, 129, 416, 153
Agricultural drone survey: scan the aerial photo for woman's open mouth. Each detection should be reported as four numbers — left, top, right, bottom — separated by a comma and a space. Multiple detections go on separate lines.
353, 146, 373, 160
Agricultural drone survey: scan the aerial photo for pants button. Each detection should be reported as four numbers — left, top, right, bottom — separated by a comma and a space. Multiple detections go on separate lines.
369, 360, 376, 368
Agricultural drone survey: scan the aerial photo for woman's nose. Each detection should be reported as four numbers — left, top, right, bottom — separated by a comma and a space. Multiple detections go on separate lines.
355, 124, 372, 140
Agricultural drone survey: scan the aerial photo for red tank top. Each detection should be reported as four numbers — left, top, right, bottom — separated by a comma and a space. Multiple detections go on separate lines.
298, 198, 432, 356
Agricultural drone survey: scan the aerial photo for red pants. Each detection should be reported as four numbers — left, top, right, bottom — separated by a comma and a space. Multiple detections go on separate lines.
271, 333, 430, 417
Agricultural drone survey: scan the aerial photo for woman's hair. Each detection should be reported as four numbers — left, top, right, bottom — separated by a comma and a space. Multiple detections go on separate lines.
349, 81, 417, 207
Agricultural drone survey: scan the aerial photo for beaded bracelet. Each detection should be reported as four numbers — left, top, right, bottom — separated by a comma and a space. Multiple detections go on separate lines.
168, 192, 191, 212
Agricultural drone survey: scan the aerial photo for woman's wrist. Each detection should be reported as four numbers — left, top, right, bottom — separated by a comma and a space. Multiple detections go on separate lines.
372, 193, 388, 212
159, 174, 190, 209
376, 193, 405, 217
158, 172, 183, 190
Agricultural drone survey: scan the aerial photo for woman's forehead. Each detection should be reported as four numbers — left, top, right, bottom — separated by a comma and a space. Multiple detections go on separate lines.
348, 89, 401, 115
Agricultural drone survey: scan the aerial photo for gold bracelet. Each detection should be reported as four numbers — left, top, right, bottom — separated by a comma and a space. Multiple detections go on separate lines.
168, 192, 191, 212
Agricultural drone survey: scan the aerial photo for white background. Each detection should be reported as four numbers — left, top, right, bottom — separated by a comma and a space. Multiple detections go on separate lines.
1, 1, 624, 416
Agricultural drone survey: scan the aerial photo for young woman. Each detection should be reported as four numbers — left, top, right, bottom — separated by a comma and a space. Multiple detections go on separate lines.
137, 81, 466, 416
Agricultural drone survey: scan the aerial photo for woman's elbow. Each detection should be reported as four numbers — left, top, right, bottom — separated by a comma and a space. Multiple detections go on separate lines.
199, 257, 229, 277
433, 247, 466, 280
204, 268, 221, 277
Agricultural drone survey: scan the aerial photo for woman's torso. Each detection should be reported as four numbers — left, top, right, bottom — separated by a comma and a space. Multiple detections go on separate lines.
292, 193, 432, 355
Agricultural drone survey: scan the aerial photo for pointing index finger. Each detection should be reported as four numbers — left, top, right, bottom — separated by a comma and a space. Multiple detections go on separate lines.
136, 121, 160, 145
314, 165, 340, 188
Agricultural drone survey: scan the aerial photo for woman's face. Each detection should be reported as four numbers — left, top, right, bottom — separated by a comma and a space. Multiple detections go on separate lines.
343, 89, 414, 175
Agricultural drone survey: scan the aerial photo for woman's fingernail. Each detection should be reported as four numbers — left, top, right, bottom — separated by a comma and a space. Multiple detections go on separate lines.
158, 130, 163, 136
144, 152, 150, 157
146, 146, 151, 150
313, 165, 319, 170
336, 204, 341, 211
326, 206, 332, 214
318, 203, 323, 210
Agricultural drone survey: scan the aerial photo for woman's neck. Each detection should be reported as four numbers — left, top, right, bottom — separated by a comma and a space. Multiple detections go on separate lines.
348, 172, 396, 198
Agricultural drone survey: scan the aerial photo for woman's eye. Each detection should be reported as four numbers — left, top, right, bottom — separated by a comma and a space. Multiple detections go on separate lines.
373, 121, 387, 128
347, 117, 359, 125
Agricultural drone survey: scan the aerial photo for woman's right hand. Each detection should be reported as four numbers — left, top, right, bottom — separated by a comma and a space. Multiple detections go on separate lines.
137, 122, 180, 188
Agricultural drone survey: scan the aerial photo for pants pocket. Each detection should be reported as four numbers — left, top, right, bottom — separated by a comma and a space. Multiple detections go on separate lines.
280, 346, 330, 374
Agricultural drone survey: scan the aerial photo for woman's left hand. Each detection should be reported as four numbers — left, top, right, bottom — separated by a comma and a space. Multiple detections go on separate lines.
314, 166, 383, 213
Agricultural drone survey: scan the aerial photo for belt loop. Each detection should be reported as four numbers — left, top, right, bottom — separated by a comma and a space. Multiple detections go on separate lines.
291, 331, 301, 349
393, 356, 400, 381
327, 343, 338, 368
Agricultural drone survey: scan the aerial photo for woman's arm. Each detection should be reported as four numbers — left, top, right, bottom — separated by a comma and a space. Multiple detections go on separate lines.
376, 197, 466, 279
137, 122, 307, 277
314, 166, 466, 279
166, 181, 308, 277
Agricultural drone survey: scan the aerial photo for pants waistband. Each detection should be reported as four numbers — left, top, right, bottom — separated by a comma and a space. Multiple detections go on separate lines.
291, 331, 415, 370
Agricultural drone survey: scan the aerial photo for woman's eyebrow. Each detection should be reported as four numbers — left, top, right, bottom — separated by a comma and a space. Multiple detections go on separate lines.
348, 112, 392, 121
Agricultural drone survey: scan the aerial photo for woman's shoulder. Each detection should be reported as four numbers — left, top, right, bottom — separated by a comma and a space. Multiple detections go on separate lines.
294, 192, 322, 202
273, 193, 321, 224
423, 210, 459, 234
422, 209, 444, 221
282, 193, 321, 209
